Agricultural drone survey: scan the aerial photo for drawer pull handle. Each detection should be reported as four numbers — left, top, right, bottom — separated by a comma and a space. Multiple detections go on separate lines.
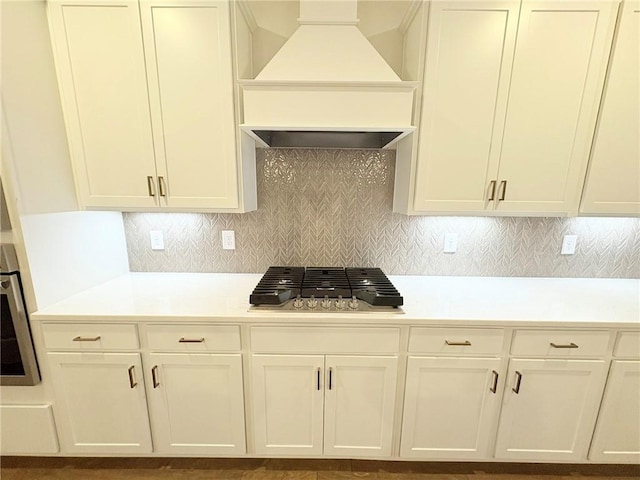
498, 180, 507, 201
147, 176, 155, 197
328, 367, 333, 390
490, 370, 499, 394
512, 371, 522, 394
550, 342, 579, 349
487, 180, 497, 201
316, 368, 321, 391
128, 365, 137, 389
158, 176, 167, 197
179, 337, 205, 343
445, 340, 472, 346
152, 365, 160, 388
73, 336, 101, 342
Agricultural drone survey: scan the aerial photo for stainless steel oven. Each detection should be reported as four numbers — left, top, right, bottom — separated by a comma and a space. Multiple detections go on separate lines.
1, 244, 40, 385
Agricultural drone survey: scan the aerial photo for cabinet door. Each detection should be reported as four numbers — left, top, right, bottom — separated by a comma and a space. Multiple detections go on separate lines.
324, 355, 398, 457
140, 0, 239, 209
48, 352, 152, 454
495, 0, 618, 214
495, 358, 607, 461
590, 360, 640, 463
145, 353, 246, 454
400, 357, 503, 459
581, 0, 640, 215
48, 0, 158, 209
412, 0, 519, 213
251, 354, 324, 455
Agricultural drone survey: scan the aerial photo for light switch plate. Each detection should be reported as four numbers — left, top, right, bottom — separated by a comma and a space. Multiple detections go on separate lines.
444, 233, 459, 253
561, 234, 577, 255
150, 230, 164, 250
222, 230, 236, 250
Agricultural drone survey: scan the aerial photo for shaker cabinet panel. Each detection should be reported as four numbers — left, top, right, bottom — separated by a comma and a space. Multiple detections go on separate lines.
251, 355, 325, 456
495, 0, 618, 214
48, 352, 152, 454
47, 0, 158, 209
580, 0, 640, 215
412, 0, 519, 213
145, 353, 246, 454
324, 355, 398, 457
495, 358, 608, 461
590, 360, 640, 463
140, 0, 239, 209
401, 356, 503, 459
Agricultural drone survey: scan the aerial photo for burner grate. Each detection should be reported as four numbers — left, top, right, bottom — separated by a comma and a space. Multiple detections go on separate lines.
346, 268, 403, 307
249, 266, 403, 308
301, 267, 351, 298
249, 266, 304, 305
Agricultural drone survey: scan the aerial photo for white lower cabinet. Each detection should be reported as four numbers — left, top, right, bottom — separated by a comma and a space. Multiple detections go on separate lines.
400, 356, 503, 459
494, 358, 608, 461
251, 354, 398, 457
48, 352, 152, 454
589, 360, 640, 463
144, 353, 246, 454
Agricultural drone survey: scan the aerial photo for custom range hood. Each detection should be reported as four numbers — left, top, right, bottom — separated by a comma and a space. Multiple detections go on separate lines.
239, 0, 417, 149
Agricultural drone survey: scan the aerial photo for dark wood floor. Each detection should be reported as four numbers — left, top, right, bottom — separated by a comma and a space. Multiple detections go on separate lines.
1, 458, 639, 480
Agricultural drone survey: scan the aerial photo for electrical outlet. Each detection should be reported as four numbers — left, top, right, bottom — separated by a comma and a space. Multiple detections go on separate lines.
150, 230, 164, 250
222, 230, 236, 250
444, 233, 459, 253
561, 234, 578, 255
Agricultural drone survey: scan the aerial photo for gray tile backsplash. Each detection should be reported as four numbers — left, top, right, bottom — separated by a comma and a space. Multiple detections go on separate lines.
124, 149, 640, 278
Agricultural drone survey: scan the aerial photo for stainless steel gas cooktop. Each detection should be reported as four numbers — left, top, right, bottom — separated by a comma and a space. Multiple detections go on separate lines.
249, 266, 403, 313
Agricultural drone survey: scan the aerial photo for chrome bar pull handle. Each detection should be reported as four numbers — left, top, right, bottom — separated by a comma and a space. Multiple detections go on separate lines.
316, 367, 321, 391
550, 342, 579, 349
328, 367, 333, 390
73, 335, 101, 342
147, 176, 156, 197
487, 180, 497, 201
490, 370, 499, 394
152, 365, 160, 388
158, 176, 167, 197
512, 371, 522, 394
498, 180, 507, 201
128, 365, 137, 389
445, 340, 471, 346
178, 337, 205, 343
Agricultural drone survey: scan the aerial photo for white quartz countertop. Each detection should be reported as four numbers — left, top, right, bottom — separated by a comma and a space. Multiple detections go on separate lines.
30, 273, 640, 327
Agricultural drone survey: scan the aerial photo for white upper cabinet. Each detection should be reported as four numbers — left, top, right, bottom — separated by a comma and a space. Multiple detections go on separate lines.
47, 0, 157, 209
404, 0, 618, 216
48, 0, 256, 212
412, 0, 520, 214
580, 0, 640, 216
140, 0, 240, 210
495, 0, 619, 215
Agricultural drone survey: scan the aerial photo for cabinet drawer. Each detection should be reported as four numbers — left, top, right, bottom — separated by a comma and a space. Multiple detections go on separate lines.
614, 331, 640, 358
250, 326, 400, 354
511, 330, 610, 357
41, 323, 139, 350
145, 325, 240, 351
409, 327, 504, 355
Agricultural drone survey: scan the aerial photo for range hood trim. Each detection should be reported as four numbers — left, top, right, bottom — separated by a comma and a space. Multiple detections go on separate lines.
240, 125, 415, 149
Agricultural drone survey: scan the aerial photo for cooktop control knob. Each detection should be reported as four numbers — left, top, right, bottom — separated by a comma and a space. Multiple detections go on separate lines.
307, 295, 318, 309
321, 295, 331, 309
348, 295, 359, 310
293, 295, 304, 309
335, 295, 345, 310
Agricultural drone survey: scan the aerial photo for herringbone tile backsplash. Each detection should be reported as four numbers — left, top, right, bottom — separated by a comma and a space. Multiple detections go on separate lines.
124, 149, 640, 278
